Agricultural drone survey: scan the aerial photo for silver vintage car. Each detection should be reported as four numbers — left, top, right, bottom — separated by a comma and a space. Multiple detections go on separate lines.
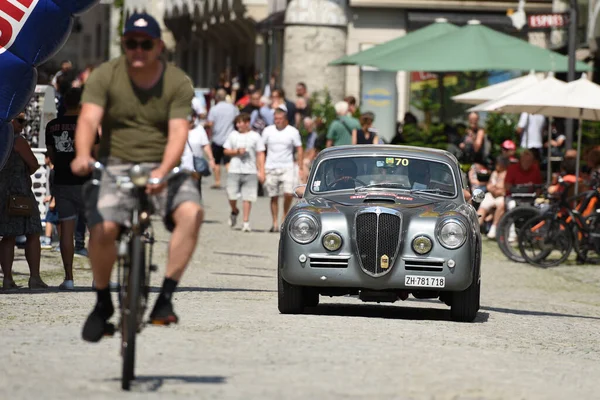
278, 145, 484, 322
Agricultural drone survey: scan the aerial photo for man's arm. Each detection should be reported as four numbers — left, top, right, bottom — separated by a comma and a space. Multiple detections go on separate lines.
159, 118, 189, 175
72, 103, 104, 176
257, 151, 266, 183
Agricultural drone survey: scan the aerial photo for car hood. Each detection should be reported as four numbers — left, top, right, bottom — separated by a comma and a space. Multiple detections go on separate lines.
298, 192, 462, 219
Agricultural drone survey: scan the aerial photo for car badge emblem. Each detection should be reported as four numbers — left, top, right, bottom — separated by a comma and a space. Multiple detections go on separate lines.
375, 206, 381, 215
134, 18, 148, 27
380, 254, 389, 269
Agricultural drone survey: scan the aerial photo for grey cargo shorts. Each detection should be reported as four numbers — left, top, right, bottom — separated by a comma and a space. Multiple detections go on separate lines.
85, 158, 202, 232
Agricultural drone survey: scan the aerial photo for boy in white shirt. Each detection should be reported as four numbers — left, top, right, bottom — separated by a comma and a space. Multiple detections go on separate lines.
223, 113, 266, 232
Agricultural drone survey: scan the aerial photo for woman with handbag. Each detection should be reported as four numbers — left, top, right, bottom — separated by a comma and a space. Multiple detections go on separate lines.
181, 113, 216, 195
0, 114, 48, 290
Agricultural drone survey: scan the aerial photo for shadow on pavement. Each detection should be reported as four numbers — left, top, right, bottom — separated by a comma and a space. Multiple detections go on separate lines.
211, 272, 273, 279
304, 303, 490, 323
0, 286, 275, 294
213, 251, 269, 259
151, 286, 275, 293
108, 375, 226, 392
481, 305, 600, 321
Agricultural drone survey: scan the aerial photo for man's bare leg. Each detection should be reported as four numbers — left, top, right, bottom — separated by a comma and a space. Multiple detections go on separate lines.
58, 219, 76, 282
88, 221, 120, 289
270, 196, 279, 230
282, 193, 294, 224
150, 201, 203, 324
82, 221, 120, 342
165, 202, 203, 280
213, 164, 221, 187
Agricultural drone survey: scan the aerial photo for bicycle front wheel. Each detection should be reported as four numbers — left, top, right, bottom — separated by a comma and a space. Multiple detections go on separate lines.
496, 206, 540, 263
518, 214, 573, 267
121, 234, 144, 390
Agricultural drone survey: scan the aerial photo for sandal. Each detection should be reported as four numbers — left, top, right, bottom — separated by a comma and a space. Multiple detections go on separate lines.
28, 277, 49, 289
210, 184, 222, 189
2, 278, 18, 290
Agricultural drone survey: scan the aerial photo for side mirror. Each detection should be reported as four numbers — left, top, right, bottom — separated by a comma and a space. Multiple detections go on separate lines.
471, 188, 485, 203
293, 184, 306, 198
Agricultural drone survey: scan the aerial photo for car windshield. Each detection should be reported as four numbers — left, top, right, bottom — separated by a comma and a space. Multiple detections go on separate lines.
309, 155, 457, 197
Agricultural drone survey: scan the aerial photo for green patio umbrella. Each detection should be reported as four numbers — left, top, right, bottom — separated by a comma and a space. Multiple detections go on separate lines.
329, 19, 459, 66
365, 20, 591, 73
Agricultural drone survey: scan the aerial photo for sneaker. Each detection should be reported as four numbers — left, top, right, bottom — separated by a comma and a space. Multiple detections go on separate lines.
81, 304, 115, 343
74, 247, 89, 257
241, 222, 251, 232
486, 225, 497, 240
228, 211, 239, 228
40, 236, 52, 250
59, 280, 75, 290
149, 299, 179, 325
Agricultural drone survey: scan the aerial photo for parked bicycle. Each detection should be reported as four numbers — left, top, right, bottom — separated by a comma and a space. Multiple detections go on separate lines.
88, 161, 188, 390
518, 184, 600, 267
495, 184, 547, 262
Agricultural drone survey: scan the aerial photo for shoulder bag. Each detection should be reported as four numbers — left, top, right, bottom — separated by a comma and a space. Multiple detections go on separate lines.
186, 140, 211, 177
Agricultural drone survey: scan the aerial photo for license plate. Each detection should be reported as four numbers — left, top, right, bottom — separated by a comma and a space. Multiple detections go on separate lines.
405, 275, 445, 288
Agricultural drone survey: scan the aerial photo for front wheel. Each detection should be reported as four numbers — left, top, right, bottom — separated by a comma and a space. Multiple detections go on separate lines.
277, 268, 305, 314
496, 206, 540, 263
121, 234, 144, 391
518, 215, 573, 268
450, 277, 480, 322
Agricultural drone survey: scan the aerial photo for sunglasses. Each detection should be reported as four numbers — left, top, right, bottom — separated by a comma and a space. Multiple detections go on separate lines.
124, 38, 154, 51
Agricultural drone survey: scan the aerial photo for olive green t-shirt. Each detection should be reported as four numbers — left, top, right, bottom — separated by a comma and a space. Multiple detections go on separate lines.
81, 56, 194, 163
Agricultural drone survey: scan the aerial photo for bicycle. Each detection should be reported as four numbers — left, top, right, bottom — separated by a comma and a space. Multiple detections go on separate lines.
518, 183, 600, 267
495, 184, 547, 263
88, 161, 188, 390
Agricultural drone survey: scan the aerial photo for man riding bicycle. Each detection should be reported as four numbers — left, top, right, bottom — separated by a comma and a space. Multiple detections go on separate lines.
71, 13, 203, 342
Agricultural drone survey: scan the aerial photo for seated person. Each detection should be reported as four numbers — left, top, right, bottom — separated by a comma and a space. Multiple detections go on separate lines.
468, 162, 490, 192
329, 159, 358, 190
478, 156, 509, 240
504, 150, 542, 210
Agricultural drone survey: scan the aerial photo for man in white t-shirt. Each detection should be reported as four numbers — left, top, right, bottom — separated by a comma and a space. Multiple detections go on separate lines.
262, 105, 303, 232
181, 114, 215, 194
517, 112, 545, 162
223, 113, 266, 232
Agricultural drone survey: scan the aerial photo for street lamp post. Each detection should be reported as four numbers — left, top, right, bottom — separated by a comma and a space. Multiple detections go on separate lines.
565, 0, 578, 149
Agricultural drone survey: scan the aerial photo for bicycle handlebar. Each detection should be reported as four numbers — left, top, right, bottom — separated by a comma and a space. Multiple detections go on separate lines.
89, 161, 190, 188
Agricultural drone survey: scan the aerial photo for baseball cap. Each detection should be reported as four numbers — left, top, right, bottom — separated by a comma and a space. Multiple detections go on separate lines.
276, 104, 288, 113
501, 140, 516, 150
123, 13, 161, 39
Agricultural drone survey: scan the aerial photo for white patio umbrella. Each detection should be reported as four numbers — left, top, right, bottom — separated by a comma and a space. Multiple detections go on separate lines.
470, 74, 600, 194
452, 70, 542, 105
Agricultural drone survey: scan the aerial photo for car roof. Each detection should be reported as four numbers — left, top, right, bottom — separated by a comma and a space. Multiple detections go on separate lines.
317, 145, 458, 164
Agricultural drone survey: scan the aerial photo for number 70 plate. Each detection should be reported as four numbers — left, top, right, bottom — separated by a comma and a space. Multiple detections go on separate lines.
405, 275, 445, 288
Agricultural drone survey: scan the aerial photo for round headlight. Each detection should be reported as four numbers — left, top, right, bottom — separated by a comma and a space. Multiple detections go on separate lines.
412, 235, 432, 254
129, 164, 150, 187
289, 214, 319, 244
437, 219, 467, 249
322, 232, 342, 251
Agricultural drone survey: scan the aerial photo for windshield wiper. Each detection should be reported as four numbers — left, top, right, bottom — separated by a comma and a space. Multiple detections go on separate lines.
409, 188, 455, 196
355, 183, 410, 192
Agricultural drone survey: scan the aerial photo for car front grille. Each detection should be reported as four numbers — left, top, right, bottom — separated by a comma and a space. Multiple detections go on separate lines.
309, 256, 349, 268
403, 259, 444, 272
355, 208, 401, 276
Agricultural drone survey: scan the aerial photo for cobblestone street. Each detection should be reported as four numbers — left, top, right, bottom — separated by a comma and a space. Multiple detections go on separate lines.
1, 176, 599, 399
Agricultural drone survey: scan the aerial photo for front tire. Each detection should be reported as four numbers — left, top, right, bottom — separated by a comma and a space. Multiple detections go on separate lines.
497, 206, 539, 263
277, 268, 305, 314
450, 277, 480, 322
121, 235, 143, 391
